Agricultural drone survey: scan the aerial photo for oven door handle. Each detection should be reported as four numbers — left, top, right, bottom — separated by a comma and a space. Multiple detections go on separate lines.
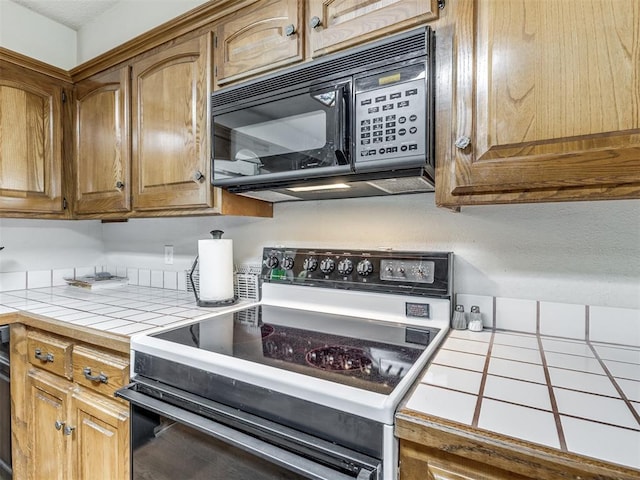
117, 386, 373, 480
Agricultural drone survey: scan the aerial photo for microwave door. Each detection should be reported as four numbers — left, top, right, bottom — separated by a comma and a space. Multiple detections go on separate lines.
212, 85, 352, 188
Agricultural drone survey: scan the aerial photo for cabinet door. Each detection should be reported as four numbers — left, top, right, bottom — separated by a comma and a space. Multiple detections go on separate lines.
0, 60, 66, 213
438, 0, 640, 206
71, 389, 129, 480
214, 0, 303, 88
307, 0, 438, 57
131, 34, 212, 211
74, 66, 131, 215
27, 369, 73, 480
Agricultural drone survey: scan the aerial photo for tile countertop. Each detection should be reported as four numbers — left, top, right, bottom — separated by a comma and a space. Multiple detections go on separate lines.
399, 329, 640, 473
0, 285, 254, 337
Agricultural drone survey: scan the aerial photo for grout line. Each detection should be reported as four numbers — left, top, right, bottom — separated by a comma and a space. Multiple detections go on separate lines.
588, 341, 640, 427
471, 330, 495, 427
537, 335, 568, 451
585, 304, 590, 342
536, 300, 540, 335
492, 296, 497, 329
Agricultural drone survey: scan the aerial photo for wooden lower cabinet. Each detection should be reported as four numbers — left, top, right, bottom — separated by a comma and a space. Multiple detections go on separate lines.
11, 325, 130, 480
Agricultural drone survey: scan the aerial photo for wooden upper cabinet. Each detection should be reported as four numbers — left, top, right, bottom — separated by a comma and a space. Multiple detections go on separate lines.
131, 34, 212, 211
307, 0, 438, 58
74, 66, 131, 215
214, 0, 303, 88
0, 58, 67, 214
438, 0, 640, 206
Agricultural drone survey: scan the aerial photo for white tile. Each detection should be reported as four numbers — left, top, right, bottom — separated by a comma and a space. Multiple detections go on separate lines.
431, 349, 487, 372
495, 297, 537, 333
405, 384, 477, 425
420, 364, 483, 395
541, 338, 595, 357
478, 398, 560, 448
590, 306, 640, 347
67, 315, 114, 326
539, 301, 586, 340
27, 270, 51, 289
554, 388, 639, 429
53, 311, 95, 322
488, 357, 547, 384
493, 332, 540, 349
483, 375, 552, 411
455, 294, 494, 328
163, 271, 178, 290
0, 306, 17, 314
617, 378, 640, 402
52, 268, 74, 287
138, 269, 151, 287
544, 351, 605, 375
177, 271, 188, 291
123, 311, 162, 322
491, 344, 542, 364
109, 322, 155, 335
593, 344, 640, 365
143, 315, 186, 326
448, 329, 492, 343
442, 337, 490, 356
89, 318, 134, 331
127, 269, 139, 286
151, 270, 164, 288
548, 367, 618, 397
561, 416, 640, 470
0, 271, 26, 291
604, 359, 640, 382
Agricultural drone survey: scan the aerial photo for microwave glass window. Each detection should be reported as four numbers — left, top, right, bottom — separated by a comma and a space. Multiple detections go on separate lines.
213, 87, 346, 181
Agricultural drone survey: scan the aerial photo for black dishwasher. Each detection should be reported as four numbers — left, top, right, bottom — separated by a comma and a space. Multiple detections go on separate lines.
0, 325, 10, 480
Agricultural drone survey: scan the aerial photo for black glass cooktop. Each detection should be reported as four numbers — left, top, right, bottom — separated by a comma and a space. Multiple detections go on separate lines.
152, 305, 436, 395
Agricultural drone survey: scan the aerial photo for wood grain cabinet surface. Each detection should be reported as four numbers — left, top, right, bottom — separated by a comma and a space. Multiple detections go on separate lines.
11, 325, 130, 480
0, 57, 69, 215
214, 0, 303, 88
437, 0, 640, 206
74, 66, 131, 215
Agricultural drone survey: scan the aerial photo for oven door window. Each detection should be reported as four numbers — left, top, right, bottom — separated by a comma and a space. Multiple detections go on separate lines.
212, 82, 351, 186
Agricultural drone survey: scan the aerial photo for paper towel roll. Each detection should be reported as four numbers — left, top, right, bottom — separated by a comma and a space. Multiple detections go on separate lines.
198, 238, 234, 302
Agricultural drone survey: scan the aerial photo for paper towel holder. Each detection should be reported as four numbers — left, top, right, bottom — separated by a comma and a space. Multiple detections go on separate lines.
189, 230, 239, 307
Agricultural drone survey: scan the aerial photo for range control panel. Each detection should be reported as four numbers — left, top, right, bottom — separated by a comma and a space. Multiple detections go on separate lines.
261, 248, 451, 297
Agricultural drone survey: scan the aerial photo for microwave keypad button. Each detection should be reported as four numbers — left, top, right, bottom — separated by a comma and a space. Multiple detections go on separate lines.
379, 148, 386, 154
361, 99, 372, 106
387, 147, 398, 153
373, 131, 383, 137
390, 92, 402, 99
373, 117, 383, 123
362, 126, 371, 132
383, 104, 394, 111
397, 100, 410, 108
369, 149, 377, 155
398, 128, 407, 136
409, 127, 418, 134
385, 135, 396, 142
386, 122, 396, 128
373, 138, 383, 144
409, 144, 418, 151
387, 129, 396, 135
373, 124, 383, 130
406, 88, 418, 96
386, 115, 396, 121
361, 139, 370, 145
400, 145, 408, 152
368, 107, 379, 113
409, 114, 418, 122
362, 132, 370, 138
361, 119, 370, 125
398, 116, 407, 124
375, 95, 386, 102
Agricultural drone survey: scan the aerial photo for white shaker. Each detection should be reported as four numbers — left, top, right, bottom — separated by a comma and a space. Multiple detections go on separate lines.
468, 305, 483, 332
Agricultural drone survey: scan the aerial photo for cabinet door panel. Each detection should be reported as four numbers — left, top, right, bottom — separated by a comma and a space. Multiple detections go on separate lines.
72, 390, 129, 480
307, 0, 438, 57
440, 0, 640, 204
215, 0, 303, 87
0, 66, 65, 213
28, 369, 72, 480
75, 67, 130, 214
132, 34, 211, 210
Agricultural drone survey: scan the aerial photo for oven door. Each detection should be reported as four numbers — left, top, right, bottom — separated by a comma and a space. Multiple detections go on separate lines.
212, 80, 352, 190
117, 378, 380, 480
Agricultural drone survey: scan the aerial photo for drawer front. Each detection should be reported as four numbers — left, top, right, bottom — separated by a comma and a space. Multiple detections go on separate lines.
27, 330, 73, 379
72, 345, 129, 397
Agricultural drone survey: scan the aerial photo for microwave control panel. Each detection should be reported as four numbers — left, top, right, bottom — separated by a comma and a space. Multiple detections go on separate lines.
354, 63, 427, 164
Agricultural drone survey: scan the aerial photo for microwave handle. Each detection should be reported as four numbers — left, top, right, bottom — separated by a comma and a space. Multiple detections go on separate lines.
334, 83, 351, 168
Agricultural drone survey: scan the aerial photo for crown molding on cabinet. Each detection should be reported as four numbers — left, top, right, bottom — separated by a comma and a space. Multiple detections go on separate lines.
0, 47, 72, 83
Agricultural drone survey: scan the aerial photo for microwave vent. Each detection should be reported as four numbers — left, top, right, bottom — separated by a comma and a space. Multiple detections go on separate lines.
212, 27, 430, 110
367, 177, 434, 195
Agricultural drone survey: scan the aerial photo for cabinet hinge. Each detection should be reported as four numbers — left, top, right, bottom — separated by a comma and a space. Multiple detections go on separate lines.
214, 65, 218, 78
62, 197, 67, 209
61, 90, 67, 103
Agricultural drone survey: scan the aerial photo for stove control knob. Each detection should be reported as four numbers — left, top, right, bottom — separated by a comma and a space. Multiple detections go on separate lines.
282, 256, 295, 270
265, 255, 279, 269
303, 257, 318, 271
337, 259, 354, 275
320, 258, 335, 273
357, 259, 374, 276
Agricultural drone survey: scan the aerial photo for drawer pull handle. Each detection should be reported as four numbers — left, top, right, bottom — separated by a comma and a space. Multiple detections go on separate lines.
64, 425, 75, 436
116, 181, 125, 189
34, 349, 54, 363
54, 420, 65, 431
83, 367, 109, 384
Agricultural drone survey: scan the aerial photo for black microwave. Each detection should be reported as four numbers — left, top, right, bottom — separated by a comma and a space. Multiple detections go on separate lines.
211, 27, 435, 202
